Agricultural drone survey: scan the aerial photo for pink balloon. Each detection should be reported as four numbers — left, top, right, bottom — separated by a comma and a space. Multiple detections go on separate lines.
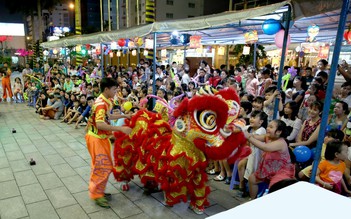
274, 29, 291, 48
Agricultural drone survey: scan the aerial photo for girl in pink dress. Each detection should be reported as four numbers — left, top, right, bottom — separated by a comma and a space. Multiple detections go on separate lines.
244, 120, 295, 199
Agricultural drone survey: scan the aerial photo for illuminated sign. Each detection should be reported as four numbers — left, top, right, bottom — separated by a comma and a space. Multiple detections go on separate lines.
52, 26, 71, 37
0, 23, 25, 36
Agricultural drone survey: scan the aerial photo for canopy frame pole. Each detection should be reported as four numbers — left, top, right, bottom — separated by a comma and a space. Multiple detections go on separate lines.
127, 50, 130, 67
117, 52, 120, 68
226, 45, 229, 71
298, 42, 302, 67
273, 4, 291, 119
137, 46, 140, 65
110, 51, 112, 68
100, 43, 104, 77
152, 32, 157, 108
64, 47, 68, 74
253, 42, 257, 69
310, 0, 350, 184
184, 45, 187, 65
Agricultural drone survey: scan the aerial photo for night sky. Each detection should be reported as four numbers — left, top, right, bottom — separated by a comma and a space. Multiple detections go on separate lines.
0, 1, 24, 23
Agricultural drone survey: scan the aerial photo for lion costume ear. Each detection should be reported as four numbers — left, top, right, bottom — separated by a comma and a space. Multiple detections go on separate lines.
173, 97, 189, 118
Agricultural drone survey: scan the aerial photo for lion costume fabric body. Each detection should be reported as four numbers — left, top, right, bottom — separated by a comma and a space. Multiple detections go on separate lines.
113, 88, 248, 213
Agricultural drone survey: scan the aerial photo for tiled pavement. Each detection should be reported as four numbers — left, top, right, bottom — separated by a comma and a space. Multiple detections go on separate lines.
0, 101, 246, 219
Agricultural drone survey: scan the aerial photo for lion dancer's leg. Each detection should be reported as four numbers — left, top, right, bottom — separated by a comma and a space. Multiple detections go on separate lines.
2, 77, 13, 100
163, 184, 187, 207
189, 172, 210, 215
86, 135, 113, 208
113, 135, 136, 191
113, 153, 132, 191
143, 179, 159, 194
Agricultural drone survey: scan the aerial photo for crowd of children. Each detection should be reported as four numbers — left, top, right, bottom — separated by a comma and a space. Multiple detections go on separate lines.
1, 57, 351, 200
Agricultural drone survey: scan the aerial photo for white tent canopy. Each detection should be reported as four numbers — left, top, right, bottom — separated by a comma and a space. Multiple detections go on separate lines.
41, 0, 344, 48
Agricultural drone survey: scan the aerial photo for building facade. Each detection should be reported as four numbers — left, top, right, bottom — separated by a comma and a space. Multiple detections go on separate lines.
82, 0, 101, 33
102, 0, 204, 30
26, 3, 74, 43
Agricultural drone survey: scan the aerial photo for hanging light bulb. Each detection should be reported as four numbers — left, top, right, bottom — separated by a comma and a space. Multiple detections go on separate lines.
196, 47, 203, 54
111, 42, 118, 50
132, 49, 137, 56
218, 46, 225, 55
109, 52, 114, 58
143, 50, 148, 56
117, 51, 121, 57
53, 49, 58, 55
145, 39, 153, 49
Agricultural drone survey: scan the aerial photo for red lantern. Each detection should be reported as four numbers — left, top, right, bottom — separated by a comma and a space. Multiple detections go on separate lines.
85, 44, 91, 50
118, 38, 126, 47
344, 30, 351, 44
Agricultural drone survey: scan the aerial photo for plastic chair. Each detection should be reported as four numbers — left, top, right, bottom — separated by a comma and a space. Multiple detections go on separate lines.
229, 160, 240, 190
256, 182, 269, 198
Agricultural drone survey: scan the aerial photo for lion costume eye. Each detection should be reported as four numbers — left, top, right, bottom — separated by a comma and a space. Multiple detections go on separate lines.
194, 110, 217, 132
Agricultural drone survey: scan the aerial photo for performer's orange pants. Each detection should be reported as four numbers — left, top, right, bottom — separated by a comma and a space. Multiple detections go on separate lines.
2, 77, 13, 99
85, 134, 113, 199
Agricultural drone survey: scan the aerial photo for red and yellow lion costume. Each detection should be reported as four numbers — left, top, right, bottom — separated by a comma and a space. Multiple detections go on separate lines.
113, 88, 248, 214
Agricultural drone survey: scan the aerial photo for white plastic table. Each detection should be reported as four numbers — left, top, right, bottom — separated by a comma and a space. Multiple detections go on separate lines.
207, 182, 350, 218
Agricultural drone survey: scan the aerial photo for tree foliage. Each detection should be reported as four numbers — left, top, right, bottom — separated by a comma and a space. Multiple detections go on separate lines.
231, 44, 267, 67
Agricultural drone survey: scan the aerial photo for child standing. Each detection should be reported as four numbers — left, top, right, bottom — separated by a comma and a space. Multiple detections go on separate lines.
263, 87, 283, 122
237, 111, 267, 196
252, 96, 264, 112
245, 120, 295, 199
27, 82, 38, 106
13, 77, 24, 102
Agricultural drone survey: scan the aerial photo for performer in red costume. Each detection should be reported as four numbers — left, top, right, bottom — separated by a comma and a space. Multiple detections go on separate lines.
1, 62, 13, 101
